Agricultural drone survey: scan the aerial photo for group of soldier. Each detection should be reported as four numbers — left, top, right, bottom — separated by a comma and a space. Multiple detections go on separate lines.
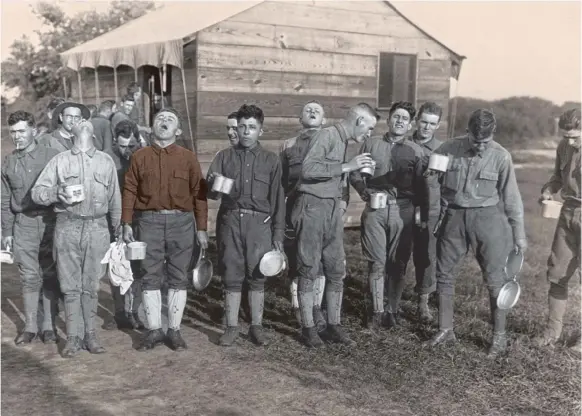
2, 83, 580, 359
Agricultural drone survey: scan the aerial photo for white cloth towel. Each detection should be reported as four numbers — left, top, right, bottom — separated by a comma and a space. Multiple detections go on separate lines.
101, 242, 134, 295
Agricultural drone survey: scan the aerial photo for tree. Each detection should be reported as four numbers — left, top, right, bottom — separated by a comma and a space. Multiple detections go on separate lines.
1, 1, 155, 104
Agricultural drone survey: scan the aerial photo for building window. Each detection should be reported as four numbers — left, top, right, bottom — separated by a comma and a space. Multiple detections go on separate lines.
377, 53, 417, 109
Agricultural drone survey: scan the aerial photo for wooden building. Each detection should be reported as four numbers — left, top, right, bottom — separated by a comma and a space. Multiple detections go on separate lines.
61, 0, 465, 234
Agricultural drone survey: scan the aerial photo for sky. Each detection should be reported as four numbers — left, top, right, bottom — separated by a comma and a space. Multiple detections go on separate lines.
1, 0, 580, 105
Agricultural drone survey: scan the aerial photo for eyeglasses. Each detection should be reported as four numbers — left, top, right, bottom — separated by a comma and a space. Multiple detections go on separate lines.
63, 115, 82, 122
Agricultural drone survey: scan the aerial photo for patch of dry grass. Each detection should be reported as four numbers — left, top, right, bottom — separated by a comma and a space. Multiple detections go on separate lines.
194, 167, 581, 416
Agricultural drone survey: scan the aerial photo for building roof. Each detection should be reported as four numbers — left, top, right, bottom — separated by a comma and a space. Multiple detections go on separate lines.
61, 1, 465, 78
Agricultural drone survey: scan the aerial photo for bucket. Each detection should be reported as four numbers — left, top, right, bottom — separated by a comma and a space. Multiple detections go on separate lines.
370, 192, 387, 209
541, 200, 563, 219
126, 241, 147, 261
220, 177, 234, 194
259, 250, 287, 277
212, 175, 225, 192
428, 153, 449, 172
65, 184, 85, 203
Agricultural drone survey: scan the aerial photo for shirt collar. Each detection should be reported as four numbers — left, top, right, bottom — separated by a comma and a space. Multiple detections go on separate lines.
234, 141, 262, 155
15, 141, 37, 159
71, 146, 97, 157
151, 142, 179, 154
383, 133, 406, 144
412, 132, 439, 150
461, 135, 486, 158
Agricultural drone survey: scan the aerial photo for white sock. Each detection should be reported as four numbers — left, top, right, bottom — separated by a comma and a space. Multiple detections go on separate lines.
290, 279, 299, 308
142, 290, 162, 330
167, 289, 188, 330
314, 275, 326, 307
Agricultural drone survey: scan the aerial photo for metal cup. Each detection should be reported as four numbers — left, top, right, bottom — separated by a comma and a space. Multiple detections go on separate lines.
126, 241, 147, 261
220, 177, 234, 194
211, 175, 225, 192
65, 185, 85, 202
370, 192, 387, 209
360, 160, 376, 177
428, 154, 449, 172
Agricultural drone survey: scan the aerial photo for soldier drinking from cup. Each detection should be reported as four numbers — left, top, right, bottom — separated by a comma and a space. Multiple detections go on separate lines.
1, 111, 61, 345
32, 121, 122, 358
294, 103, 377, 348
207, 104, 285, 347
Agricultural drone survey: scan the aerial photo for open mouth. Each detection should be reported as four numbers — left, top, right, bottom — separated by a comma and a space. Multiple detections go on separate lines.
309, 115, 317, 119
160, 124, 168, 131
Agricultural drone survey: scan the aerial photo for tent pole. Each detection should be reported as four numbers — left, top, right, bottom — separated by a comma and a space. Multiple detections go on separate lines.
159, 66, 165, 109
95, 68, 100, 103
449, 77, 460, 138
62, 76, 68, 99
134, 67, 138, 82
113, 66, 119, 102
181, 66, 195, 152
77, 71, 83, 104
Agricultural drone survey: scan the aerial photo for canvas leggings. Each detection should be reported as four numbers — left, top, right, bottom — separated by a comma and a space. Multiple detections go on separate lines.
546, 204, 581, 299
53, 215, 110, 339
13, 212, 59, 334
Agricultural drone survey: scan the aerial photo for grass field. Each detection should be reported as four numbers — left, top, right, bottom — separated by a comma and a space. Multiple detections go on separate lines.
1, 145, 580, 414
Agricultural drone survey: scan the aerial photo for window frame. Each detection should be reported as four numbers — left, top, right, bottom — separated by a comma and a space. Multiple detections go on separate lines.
376, 52, 419, 111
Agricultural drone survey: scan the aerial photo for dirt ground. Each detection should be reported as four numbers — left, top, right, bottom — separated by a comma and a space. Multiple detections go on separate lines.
1, 166, 580, 416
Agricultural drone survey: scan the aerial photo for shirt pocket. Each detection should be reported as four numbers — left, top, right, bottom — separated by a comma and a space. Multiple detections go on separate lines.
253, 171, 271, 199
62, 170, 81, 187
443, 162, 461, 191
475, 170, 498, 198
93, 172, 110, 207
170, 170, 190, 202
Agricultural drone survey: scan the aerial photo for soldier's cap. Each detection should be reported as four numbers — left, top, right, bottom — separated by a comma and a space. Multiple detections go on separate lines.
51, 102, 91, 130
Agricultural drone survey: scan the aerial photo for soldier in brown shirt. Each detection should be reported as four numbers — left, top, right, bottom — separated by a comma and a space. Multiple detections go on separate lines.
122, 107, 208, 352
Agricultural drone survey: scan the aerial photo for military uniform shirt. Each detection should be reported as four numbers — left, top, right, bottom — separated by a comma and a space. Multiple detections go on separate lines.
542, 138, 581, 203
1, 141, 60, 236
435, 135, 525, 240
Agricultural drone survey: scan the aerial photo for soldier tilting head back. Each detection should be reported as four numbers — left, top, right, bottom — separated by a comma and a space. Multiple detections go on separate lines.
32, 119, 122, 358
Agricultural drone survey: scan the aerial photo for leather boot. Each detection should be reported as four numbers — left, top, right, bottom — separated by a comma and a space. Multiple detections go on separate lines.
128, 312, 145, 330
41, 330, 57, 344
570, 336, 581, 353
62, 336, 82, 358
426, 294, 456, 347
382, 312, 400, 329
534, 294, 567, 347
219, 326, 239, 346
322, 324, 356, 347
15, 331, 37, 345
83, 331, 106, 354
249, 325, 269, 346
488, 296, 508, 357
418, 293, 433, 323
301, 326, 324, 348
166, 328, 187, 351
137, 329, 166, 351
